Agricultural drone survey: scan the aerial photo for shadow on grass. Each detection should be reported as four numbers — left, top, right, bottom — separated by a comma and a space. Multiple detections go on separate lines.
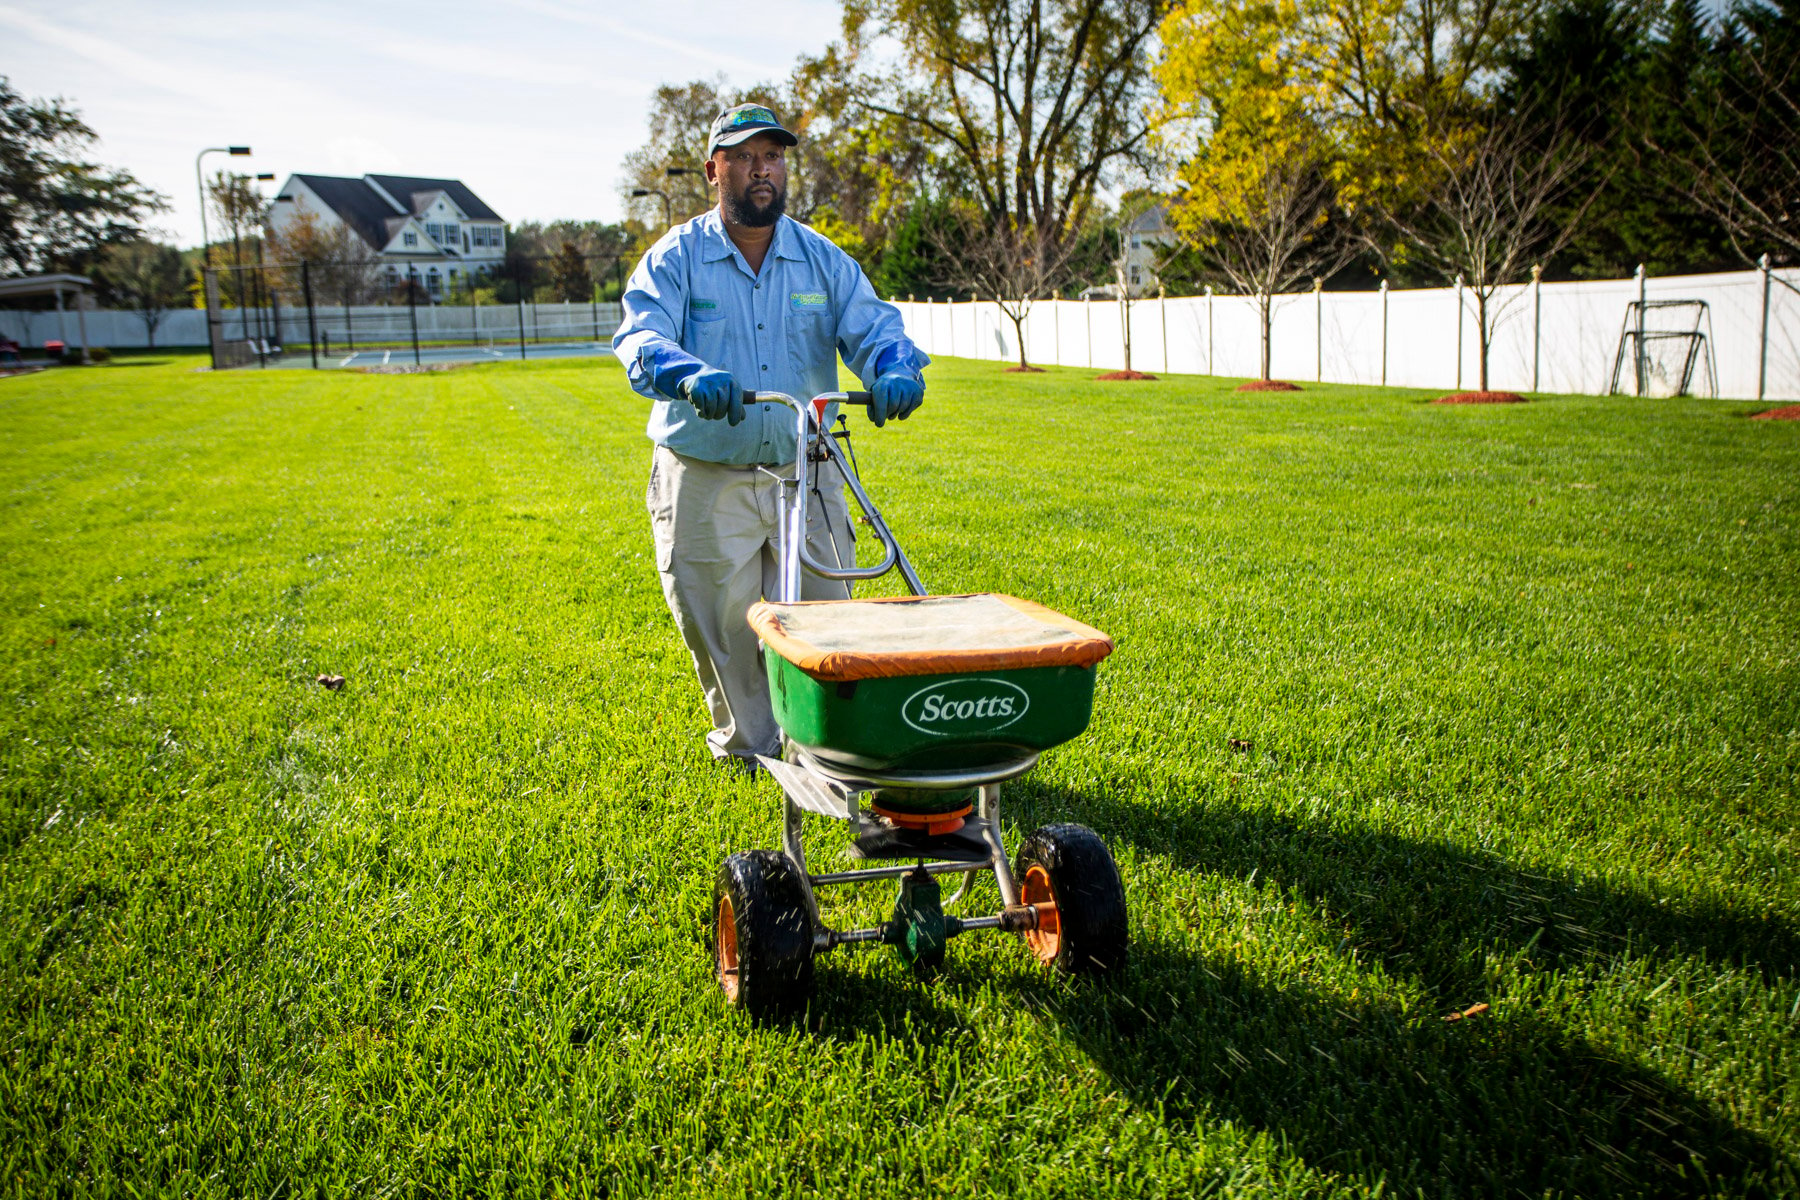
1016, 780, 1799, 996
1020, 938, 1787, 1196
786, 778, 1794, 1193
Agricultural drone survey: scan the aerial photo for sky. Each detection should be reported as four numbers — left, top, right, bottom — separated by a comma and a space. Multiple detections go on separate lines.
2, 0, 845, 249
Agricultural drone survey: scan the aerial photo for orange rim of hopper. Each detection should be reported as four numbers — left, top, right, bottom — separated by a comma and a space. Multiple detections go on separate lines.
870, 802, 970, 835
1021, 865, 1061, 962
716, 895, 741, 1002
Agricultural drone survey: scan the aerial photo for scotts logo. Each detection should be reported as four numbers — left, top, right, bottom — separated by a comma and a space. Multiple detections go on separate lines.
901, 678, 1030, 736
726, 107, 777, 129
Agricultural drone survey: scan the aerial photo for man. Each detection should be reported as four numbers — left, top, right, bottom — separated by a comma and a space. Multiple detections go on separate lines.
613, 103, 929, 769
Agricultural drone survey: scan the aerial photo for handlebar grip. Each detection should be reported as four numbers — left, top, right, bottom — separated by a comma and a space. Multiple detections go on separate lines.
843, 391, 873, 406
741, 389, 759, 408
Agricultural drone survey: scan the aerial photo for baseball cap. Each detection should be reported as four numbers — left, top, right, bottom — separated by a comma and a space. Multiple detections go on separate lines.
708, 104, 799, 156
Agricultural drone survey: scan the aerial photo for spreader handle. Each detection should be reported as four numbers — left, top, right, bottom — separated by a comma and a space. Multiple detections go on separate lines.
742, 390, 872, 407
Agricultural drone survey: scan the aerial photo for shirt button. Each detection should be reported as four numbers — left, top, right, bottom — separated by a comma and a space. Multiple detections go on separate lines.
761, 365, 768, 371
757, 323, 764, 330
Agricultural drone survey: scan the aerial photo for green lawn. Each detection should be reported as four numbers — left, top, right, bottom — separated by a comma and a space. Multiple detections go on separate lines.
2, 351, 1795, 1197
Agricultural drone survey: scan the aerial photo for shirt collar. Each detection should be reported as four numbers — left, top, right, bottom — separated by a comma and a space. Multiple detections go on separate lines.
696, 209, 805, 266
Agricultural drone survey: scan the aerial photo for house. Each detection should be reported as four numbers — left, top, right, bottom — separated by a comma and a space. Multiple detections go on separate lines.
266, 174, 507, 300
1120, 204, 1175, 297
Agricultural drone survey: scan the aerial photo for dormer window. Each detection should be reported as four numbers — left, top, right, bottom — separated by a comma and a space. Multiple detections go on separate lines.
403, 231, 418, 247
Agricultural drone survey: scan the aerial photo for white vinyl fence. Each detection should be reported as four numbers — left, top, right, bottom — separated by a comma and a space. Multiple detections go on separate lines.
893, 264, 1800, 402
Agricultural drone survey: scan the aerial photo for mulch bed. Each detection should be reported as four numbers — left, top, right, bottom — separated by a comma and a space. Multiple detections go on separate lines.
1097, 370, 1158, 381
1434, 391, 1526, 404
1004, 365, 1047, 373
1749, 404, 1800, 420
1236, 379, 1301, 392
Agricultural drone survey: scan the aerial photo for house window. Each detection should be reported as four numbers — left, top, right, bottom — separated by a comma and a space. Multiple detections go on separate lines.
426, 223, 443, 243
403, 231, 417, 247
1130, 266, 1142, 284
427, 269, 441, 295
443, 222, 458, 244
463, 232, 471, 252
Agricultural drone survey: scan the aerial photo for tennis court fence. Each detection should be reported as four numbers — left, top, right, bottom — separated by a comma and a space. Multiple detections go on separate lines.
200, 252, 629, 370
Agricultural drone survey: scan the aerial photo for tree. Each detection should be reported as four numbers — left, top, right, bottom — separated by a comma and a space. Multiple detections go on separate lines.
207, 171, 266, 307
1158, 0, 1359, 379
842, 0, 1168, 254
550, 241, 594, 301
0, 77, 166, 275
931, 209, 1079, 368
264, 202, 381, 308
99, 240, 186, 347
1379, 108, 1600, 390
1652, 0, 1800, 264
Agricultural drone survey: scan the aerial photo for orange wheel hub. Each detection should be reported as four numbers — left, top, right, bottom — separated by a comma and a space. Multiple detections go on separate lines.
716, 895, 741, 1001
1021, 864, 1061, 963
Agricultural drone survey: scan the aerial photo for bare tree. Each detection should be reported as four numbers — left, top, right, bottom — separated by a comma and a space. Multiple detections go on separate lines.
1379, 110, 1599, 391
1651, 14, 1799, 263
930, 210, 1078, 369
1172, 132, 1356, 381
100, 240, 187, 348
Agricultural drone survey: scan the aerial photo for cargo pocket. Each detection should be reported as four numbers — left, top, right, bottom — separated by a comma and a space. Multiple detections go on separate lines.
646, 453, 676, 572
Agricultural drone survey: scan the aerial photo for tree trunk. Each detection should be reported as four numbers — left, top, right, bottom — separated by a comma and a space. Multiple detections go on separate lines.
1009, 309, 1030, 369
1477, 290, 1489, 392
1259, 295, 1272, 380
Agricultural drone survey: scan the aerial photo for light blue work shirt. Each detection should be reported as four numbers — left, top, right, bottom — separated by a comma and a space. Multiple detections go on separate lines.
612, 209, 927, 466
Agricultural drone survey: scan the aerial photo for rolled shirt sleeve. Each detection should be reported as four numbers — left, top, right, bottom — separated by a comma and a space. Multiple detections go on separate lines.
612, 210, 929, 466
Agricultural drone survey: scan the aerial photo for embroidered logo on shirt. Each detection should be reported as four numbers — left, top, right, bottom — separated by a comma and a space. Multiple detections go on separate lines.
690, 299, 719, 313
789, 292, 828, 311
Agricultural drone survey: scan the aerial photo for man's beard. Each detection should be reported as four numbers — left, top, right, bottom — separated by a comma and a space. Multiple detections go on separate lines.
724, 182, 786, 227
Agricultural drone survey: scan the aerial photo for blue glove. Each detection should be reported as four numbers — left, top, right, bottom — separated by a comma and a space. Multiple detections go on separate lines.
869, 373, 925, 427
680, 367, 744, 426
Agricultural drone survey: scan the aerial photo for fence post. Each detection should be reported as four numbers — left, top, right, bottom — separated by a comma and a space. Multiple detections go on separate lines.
1633, 263, 1647, 395
1160, 285, 1168, 375
1206, 285, 1214, 376
1085, 293, 1093, 368
1531, 264, 1542, 393
302, 261, 319, 370
1314, 276, 1323, 383
1455, 275, 1465, 391
1053, 299, 1062, 365
1380, 279, 1389, 387
1759, 253, 1772, 402
408, 269, 421, 366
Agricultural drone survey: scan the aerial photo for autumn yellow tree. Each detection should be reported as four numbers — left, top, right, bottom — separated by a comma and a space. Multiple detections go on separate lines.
1157, 0, 1357, 380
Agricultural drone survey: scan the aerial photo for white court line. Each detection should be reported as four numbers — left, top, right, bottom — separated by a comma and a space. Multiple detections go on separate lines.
338, 352, 357, 368
382, 350, 391, 366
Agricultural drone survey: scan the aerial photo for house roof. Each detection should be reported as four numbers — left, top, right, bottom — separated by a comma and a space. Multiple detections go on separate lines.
288, 174, 502, 254
365, 176, 501, 221
293, 174, 403, 252
1125, 204, 1172, 235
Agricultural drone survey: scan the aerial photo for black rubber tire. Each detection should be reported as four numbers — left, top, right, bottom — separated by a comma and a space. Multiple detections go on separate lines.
1014, 823, 1129, 976
712, 850, 815, 1019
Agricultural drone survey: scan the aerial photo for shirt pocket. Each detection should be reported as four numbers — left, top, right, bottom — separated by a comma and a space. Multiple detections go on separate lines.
685, 307, 729, 363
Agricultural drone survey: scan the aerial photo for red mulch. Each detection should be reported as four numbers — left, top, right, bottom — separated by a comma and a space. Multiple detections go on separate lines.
1236, 379, 1301, 392
1097, 370, 1158, 381
1434, 391, 1527, 404
1004, 365, 1047, 373
1750, 404, 1800, 420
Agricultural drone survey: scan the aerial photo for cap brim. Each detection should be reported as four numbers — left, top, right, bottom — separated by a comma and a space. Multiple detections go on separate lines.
712, 125, 799, 153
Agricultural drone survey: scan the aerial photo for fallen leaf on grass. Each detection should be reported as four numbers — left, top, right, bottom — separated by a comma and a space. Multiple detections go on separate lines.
1444, 1002, 1489, 1022
316, 674, 346, 691
1229, 738, 1254, 753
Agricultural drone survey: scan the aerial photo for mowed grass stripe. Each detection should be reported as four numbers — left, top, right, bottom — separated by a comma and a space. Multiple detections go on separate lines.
1, 352, 1795, 1197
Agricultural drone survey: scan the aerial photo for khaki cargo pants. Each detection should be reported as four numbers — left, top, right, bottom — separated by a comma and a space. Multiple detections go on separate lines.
647, 445, 855, 762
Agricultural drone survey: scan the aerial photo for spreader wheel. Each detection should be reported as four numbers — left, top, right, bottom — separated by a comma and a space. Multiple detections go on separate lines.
713, 850, 815, 1019
1014, 824, 1128, 976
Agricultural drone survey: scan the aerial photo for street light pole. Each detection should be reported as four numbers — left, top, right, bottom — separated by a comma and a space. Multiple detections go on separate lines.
631, 187, 673, 227
195, 145, 252, 268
